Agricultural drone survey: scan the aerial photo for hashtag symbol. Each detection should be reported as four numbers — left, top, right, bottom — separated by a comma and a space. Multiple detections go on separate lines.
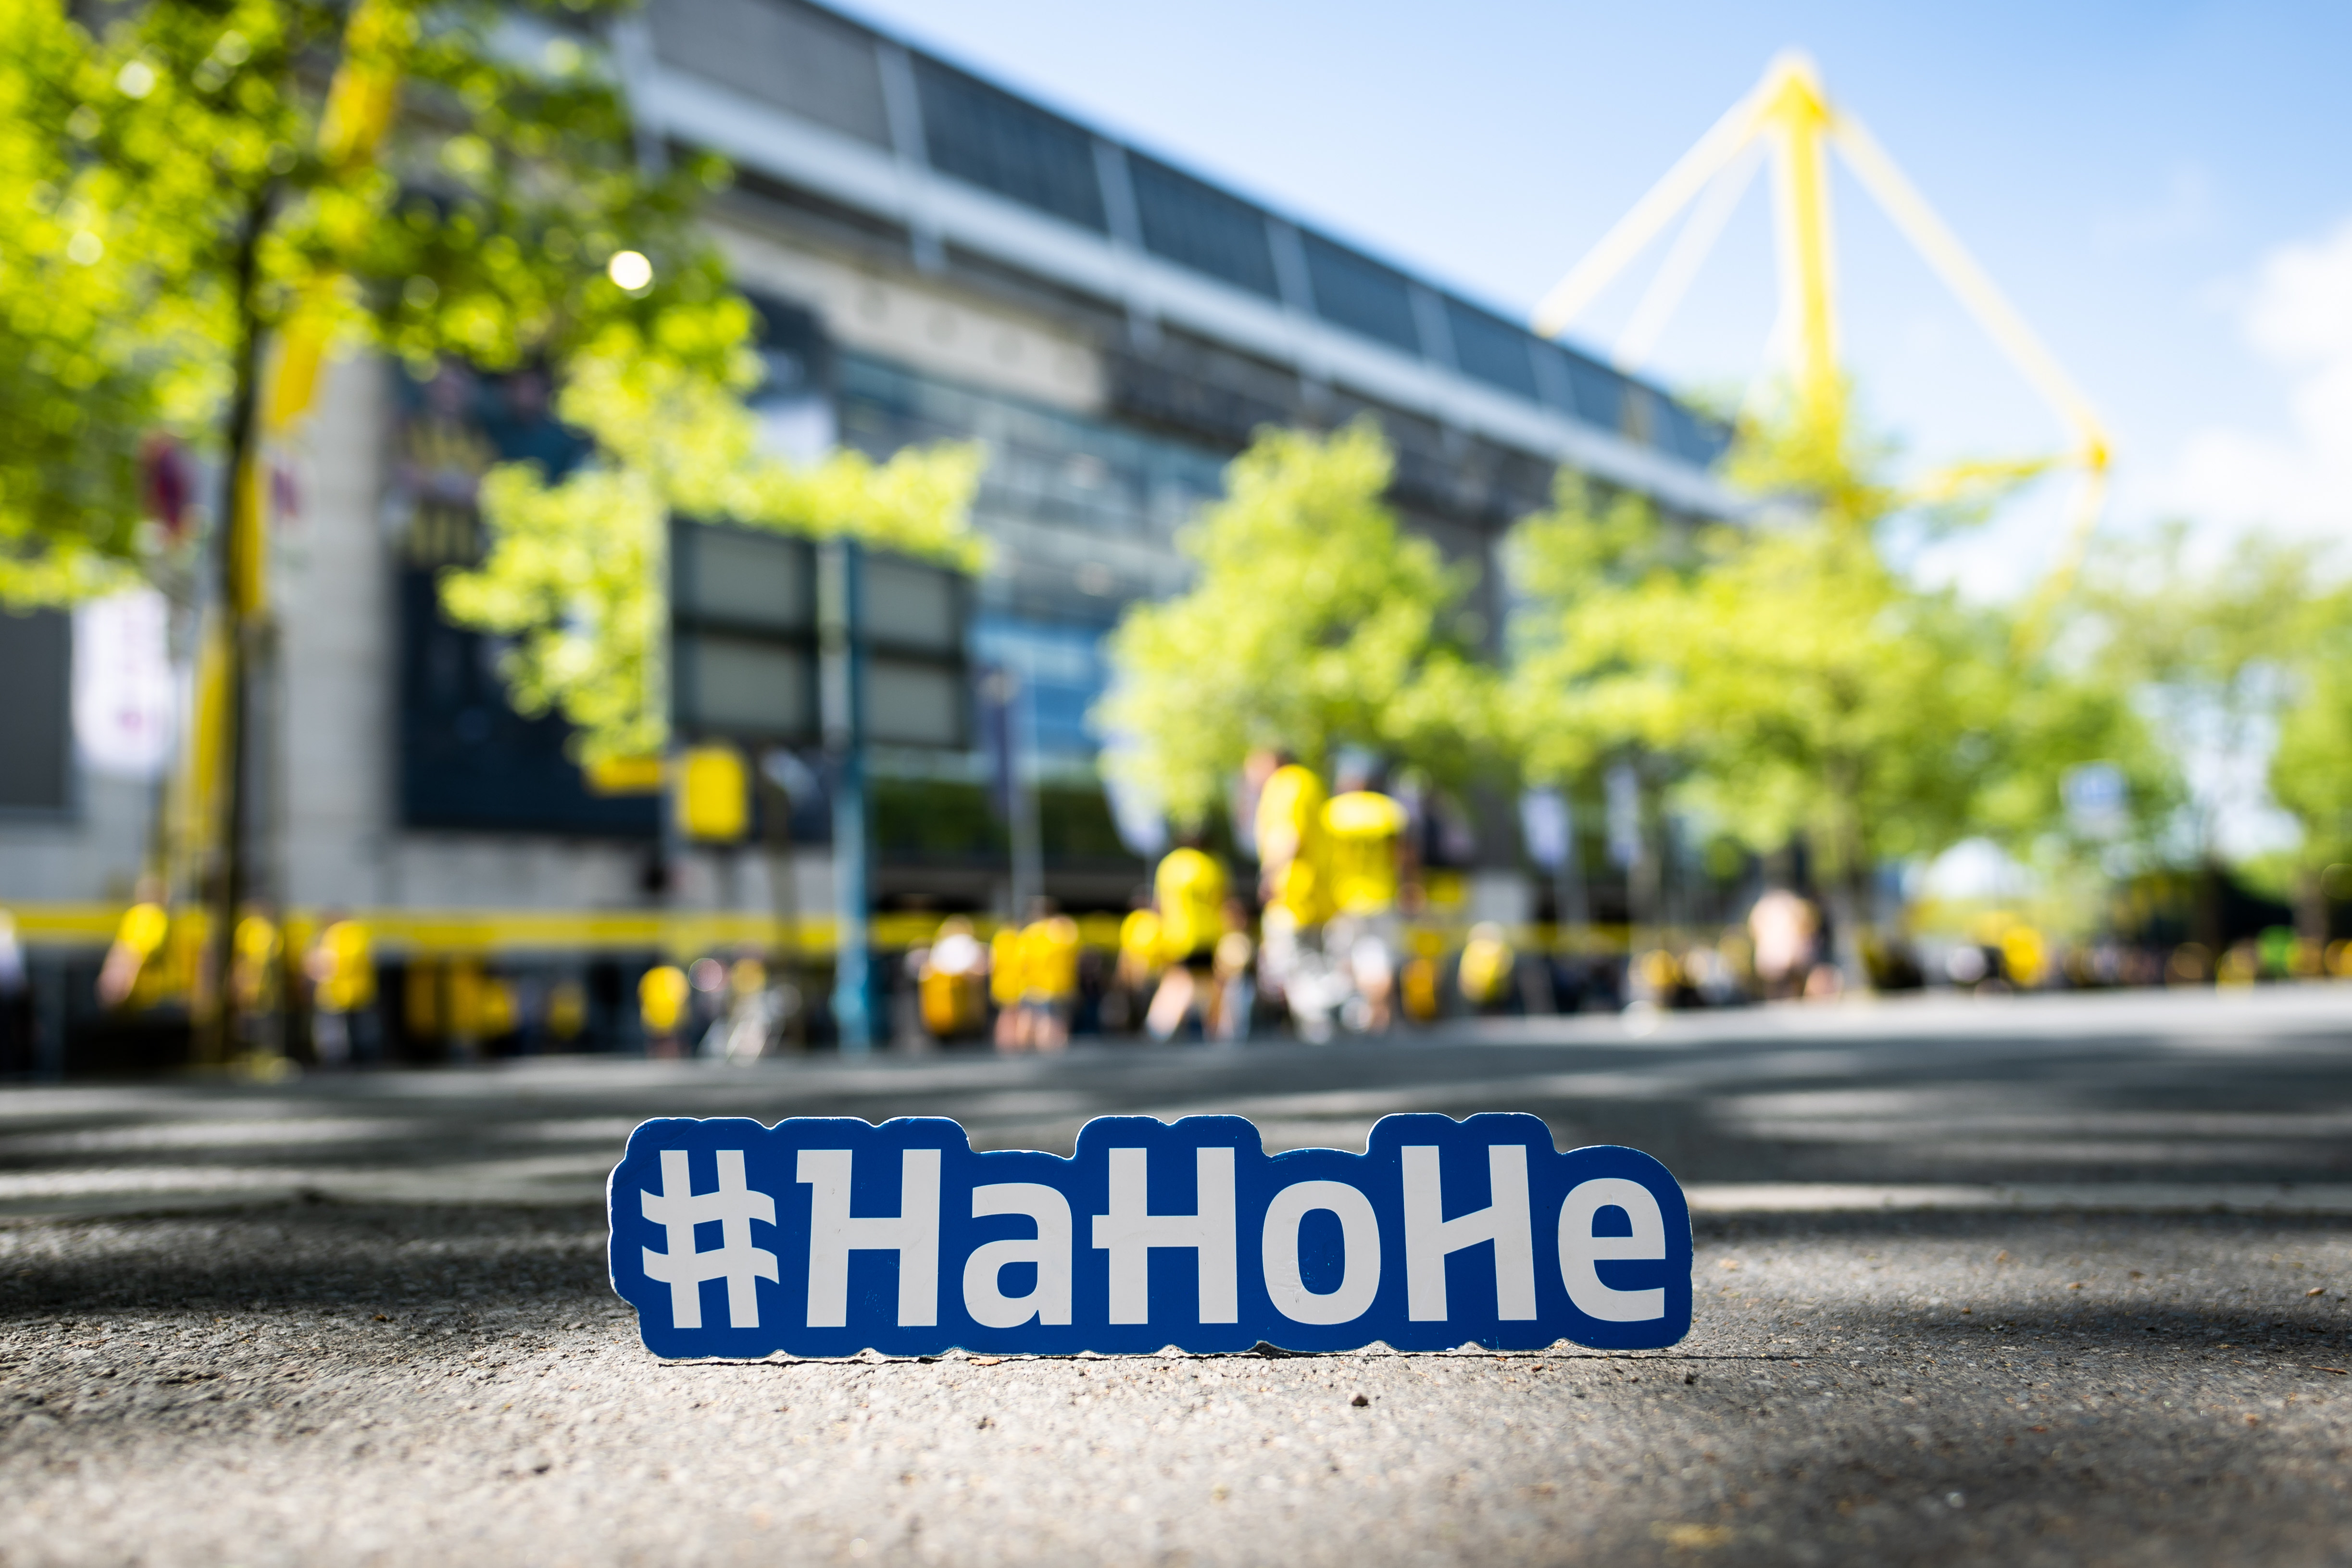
640, 1149, 780, 1329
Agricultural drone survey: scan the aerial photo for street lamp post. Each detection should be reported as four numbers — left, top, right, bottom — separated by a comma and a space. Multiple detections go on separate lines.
820, 539, 872, 1052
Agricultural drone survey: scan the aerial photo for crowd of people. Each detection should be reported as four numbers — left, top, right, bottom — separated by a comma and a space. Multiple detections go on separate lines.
61, 739, 2345, 1067
906, 752, 1461, 1049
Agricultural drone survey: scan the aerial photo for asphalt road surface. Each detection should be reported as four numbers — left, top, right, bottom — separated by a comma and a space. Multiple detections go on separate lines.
7, 986, 2352, 1565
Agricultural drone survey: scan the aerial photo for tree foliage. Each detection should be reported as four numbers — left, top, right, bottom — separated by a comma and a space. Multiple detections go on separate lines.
0, 0, 713, 595
0, 0, 982, 757
441, 345, 984, 761
2272, 640, 2352, 880
2074, 525, 2324, 866
1097, 421, 1496, 827
1506, 398, 2160, 946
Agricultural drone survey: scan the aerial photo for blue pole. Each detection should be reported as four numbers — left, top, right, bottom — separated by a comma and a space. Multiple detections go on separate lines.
826, 539, 872, 1052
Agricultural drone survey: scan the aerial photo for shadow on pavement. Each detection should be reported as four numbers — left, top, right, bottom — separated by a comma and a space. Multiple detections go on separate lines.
4, 1199, 2352, 1564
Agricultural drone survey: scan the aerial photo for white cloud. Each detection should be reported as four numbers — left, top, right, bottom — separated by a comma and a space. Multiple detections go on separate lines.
2159, 218, 2352, 538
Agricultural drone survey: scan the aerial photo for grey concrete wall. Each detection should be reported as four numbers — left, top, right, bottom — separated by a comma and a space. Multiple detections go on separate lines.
0, 772, 151, 905
276, 354, 393, 912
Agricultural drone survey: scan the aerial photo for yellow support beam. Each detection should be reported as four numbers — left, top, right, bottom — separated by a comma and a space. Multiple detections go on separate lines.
1757, 53, 1842, 442
1531, 81, 1771, 339
1613, 142, 1763, 374
1825, 110, 2110, 472
1530, 48, 2114, 598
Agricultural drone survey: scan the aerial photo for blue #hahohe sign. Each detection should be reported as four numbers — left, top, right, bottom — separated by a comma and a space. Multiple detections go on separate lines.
607, 1113, 1691, 1359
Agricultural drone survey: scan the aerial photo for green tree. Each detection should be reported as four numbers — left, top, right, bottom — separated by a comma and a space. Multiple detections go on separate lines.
0, 0, 979, 1055
2261, 582, 2352, 946
1507, 404, 2157, 977
1096, 420, 1498, 828
2076, 525, 2323, 950
0, 0, 727, 599
2271, 658, 2352, 946
440, 343, 984, 764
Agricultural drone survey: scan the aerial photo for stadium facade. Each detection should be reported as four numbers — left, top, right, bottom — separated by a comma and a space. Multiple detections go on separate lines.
0, 0, 1733, 1064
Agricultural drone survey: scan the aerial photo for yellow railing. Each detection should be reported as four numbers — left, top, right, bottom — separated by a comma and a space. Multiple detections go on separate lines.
4, 902, 1646, 959
1, 903, 1117, 958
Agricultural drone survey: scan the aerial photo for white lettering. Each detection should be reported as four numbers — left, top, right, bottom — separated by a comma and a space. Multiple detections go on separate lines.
1401, 1144, 1536, 1321
1090, 1146, 1237, 1324
640, 1149, 777, 1330
1261, 1179, 1381, 1325
1557, 1178, 1666, 1322
962, 1182, 1073, 1328
797, 1147, 941, 1328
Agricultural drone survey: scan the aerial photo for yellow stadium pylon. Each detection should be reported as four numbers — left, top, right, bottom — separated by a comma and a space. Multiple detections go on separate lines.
1533, 51, 2112, 612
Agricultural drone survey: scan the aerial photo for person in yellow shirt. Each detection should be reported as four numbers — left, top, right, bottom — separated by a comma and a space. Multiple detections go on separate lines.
638, 964, 689, 1057
1145, 840, 1226, 1042
229, 907, 284, 1054
989, 920, 1026, 1051
1112, 901, 1163, 1036
304, 915, 376, 1066
1248, 754, 1331, 1039
918, 916, 988, 1041
1457, 920, 1517, 1013
1321, 783, 1411, 1031
98, 894, 171, 1010
1323, 789, 1409, 915
1016, 904, 1081, 1052
1252, 753, 1330, 926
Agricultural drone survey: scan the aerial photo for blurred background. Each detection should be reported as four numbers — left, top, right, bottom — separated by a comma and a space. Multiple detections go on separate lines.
4, 0, 2350, 1075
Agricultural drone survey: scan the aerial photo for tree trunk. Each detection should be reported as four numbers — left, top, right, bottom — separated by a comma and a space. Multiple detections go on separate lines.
2191, 855, 2227, 962
1814, 871, 1856, 993
2296, 863, 2329, 953
1832, 859, 1873, 990
198, 191, 275, 1066
1822, 765, 1871, 991
1628, 773, 1661, 961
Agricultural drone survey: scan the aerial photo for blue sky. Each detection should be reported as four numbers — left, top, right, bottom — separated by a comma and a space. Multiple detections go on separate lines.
838, 0, 2352, 594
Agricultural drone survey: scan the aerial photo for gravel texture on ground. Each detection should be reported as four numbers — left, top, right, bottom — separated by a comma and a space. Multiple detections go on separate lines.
12, 991, 2352, 1564
6, 1199, 2351, 1566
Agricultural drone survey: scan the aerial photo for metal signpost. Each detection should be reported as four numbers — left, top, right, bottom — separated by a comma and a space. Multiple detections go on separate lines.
819, 539, 873, 1053
673, 523, 965, 1055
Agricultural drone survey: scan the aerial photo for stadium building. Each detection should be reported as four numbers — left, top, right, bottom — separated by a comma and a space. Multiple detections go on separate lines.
0, 0, 1733, 1066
